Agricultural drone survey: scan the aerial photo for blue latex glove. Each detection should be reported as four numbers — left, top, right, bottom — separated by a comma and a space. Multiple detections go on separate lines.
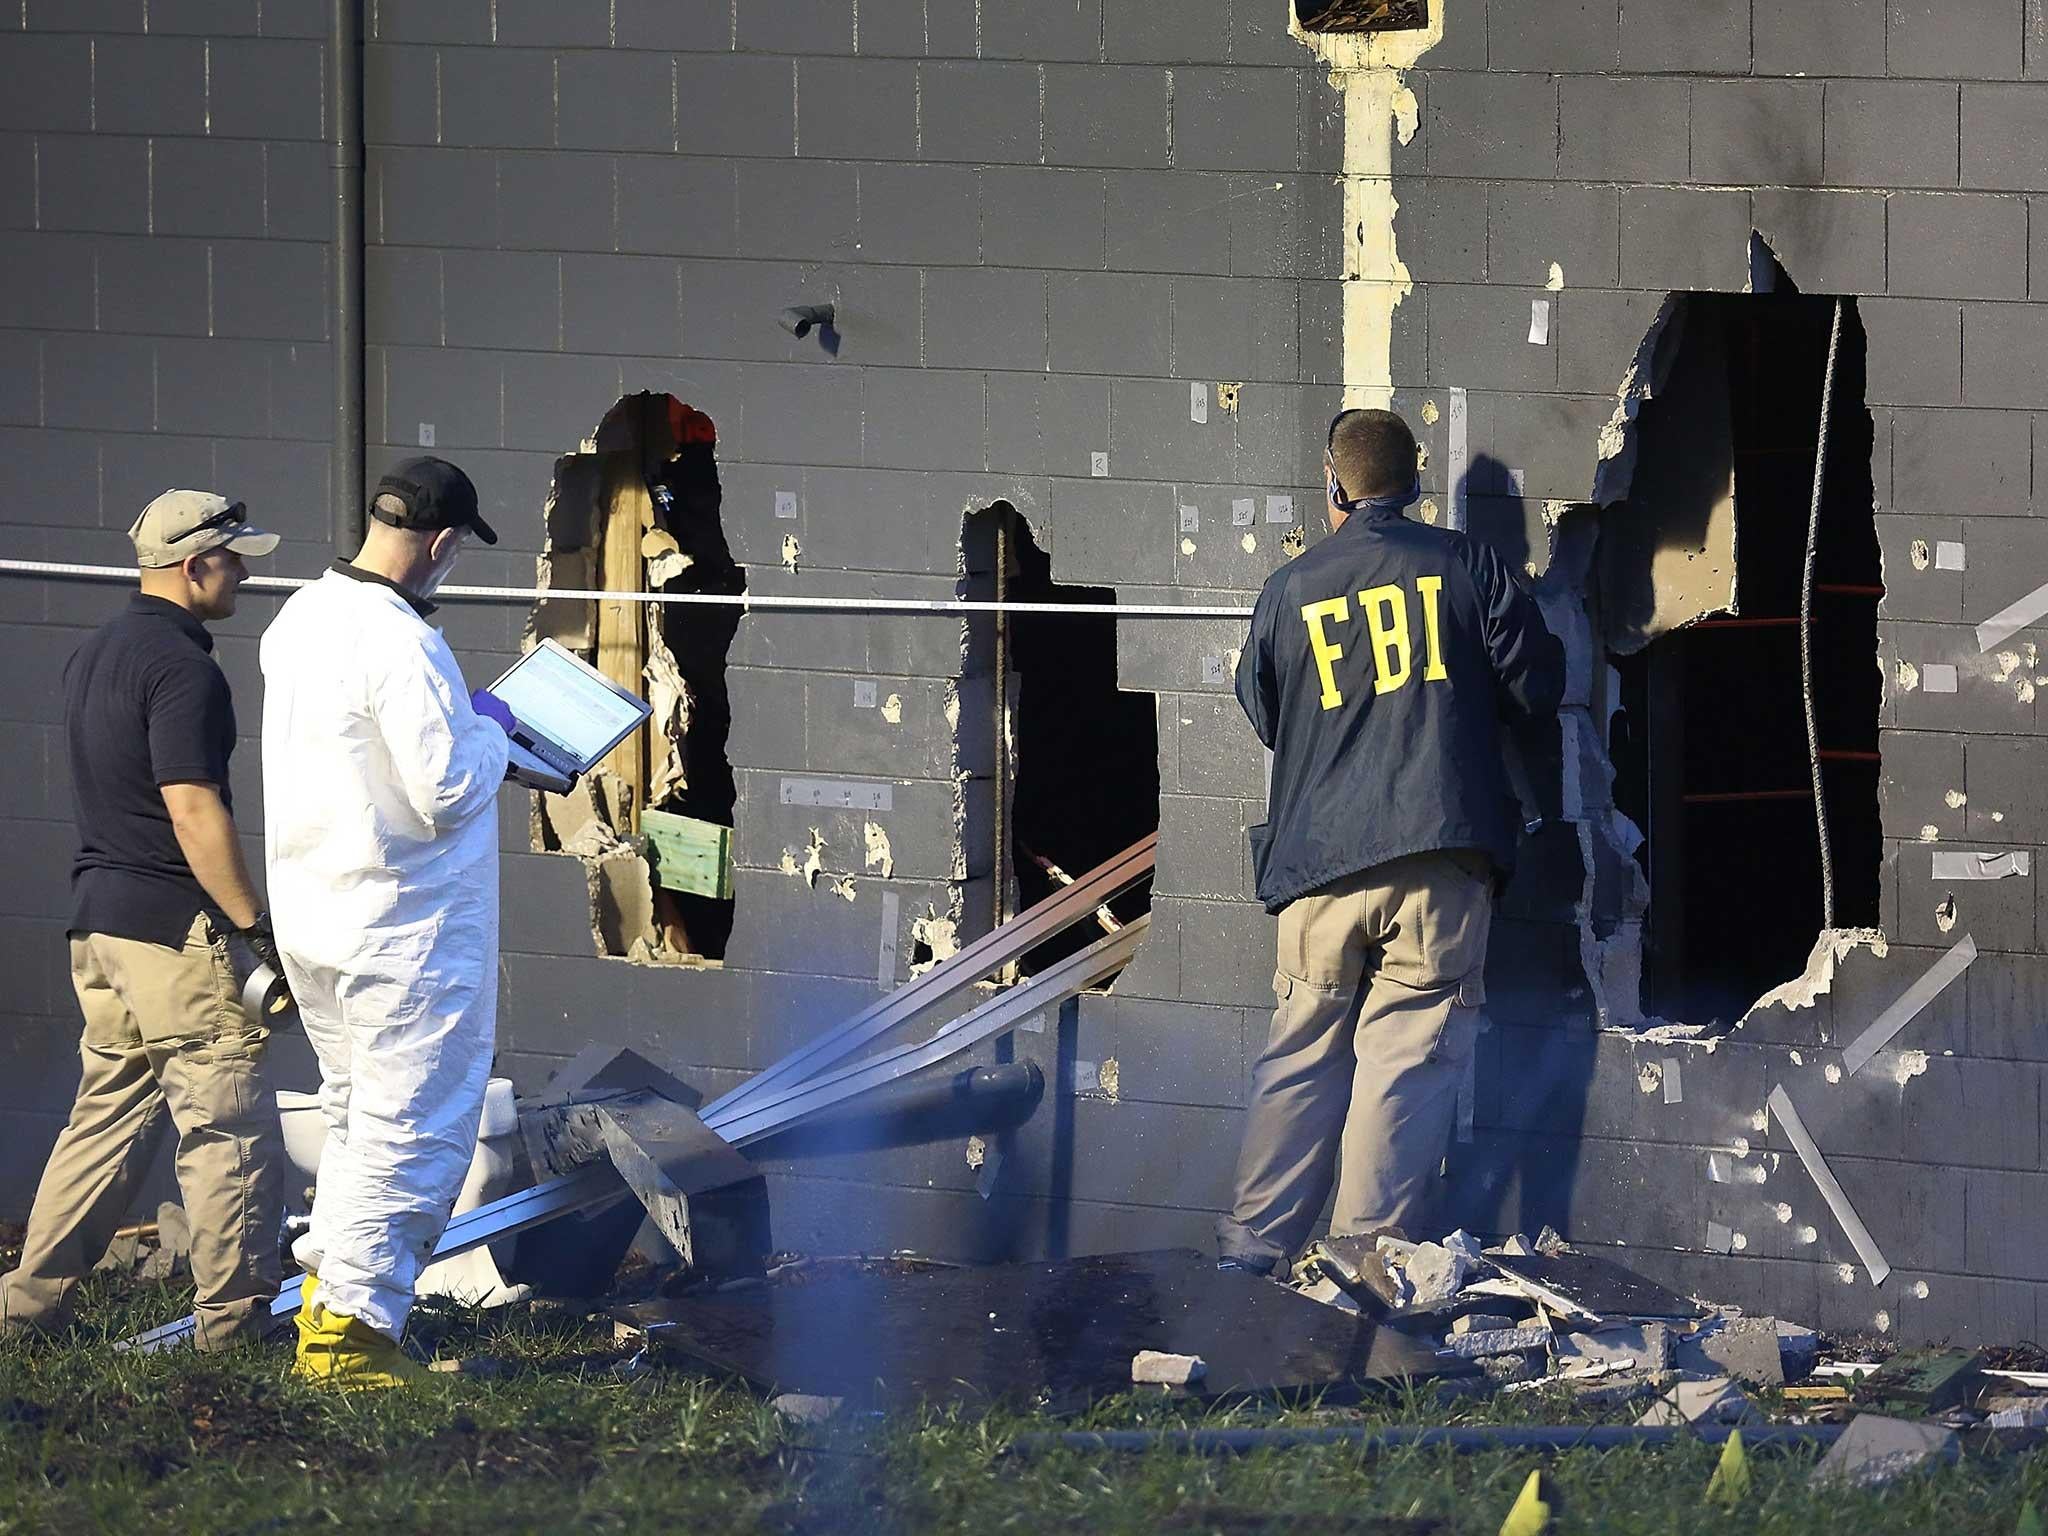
470, 687, 515, 735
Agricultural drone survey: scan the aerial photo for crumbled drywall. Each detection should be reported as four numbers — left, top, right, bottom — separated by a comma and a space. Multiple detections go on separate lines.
1593, 295, 1685, 507
1740, 928, 1888, 1024
863, 820, 895, 879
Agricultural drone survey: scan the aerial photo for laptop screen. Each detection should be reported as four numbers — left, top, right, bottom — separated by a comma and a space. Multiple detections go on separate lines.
490, 644, 647, 765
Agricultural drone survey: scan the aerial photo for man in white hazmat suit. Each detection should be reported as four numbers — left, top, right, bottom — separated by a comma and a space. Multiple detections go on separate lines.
260, 456, 518, 1388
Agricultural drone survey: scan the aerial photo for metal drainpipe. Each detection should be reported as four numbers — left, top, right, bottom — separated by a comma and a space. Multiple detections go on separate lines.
329, 0, 366, 556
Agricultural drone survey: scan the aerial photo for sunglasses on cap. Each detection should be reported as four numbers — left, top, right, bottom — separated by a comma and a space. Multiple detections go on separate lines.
165, 501, 250, 544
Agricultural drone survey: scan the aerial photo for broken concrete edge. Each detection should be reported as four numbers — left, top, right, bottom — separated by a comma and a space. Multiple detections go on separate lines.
1001, 1423, 1844, 1460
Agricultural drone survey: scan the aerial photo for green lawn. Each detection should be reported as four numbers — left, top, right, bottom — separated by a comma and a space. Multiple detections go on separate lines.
3, 1268, 2046, 1535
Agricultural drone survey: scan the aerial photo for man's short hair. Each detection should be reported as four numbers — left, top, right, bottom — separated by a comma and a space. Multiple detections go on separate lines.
1327, 409, 1418, 502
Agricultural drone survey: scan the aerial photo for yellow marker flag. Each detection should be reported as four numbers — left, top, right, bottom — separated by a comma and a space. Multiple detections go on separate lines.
1499, 1469, 1552, 1536
1706, 1429, 1751, 1507
2017, 1501, 2045, 1536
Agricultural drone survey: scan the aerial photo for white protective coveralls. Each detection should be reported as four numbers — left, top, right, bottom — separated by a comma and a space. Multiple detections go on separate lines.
260, 567, 511, 1339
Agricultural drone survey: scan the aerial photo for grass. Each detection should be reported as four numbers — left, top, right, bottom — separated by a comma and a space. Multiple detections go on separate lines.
3, 1265, 2047, 1534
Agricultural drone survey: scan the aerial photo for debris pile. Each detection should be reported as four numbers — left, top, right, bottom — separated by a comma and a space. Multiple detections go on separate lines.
1288, 1224, 2048, 1484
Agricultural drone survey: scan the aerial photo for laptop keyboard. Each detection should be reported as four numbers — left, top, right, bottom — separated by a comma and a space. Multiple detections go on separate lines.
523, 733, 579, 775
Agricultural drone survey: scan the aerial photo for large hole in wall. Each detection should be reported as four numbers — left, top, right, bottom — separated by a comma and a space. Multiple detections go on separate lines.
962, 504, 1159, 978
1602, 293, 1881, 1025
529, 391, 746, 963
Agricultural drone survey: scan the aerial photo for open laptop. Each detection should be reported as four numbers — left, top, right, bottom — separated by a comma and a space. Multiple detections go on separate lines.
480, 638, 654, 794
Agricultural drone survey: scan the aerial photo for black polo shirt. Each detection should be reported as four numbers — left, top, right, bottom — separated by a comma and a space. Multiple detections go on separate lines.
66, 594, 238, 945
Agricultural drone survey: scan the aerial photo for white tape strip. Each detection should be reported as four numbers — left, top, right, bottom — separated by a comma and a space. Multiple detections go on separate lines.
876, 891, 901, 990
1976, 578, 2048, 654
1840, 933, 1975, 1079
1661, 1057, 1683, 1104
1922, 663, 1958, 694
1930, 851, 2030, 881
1447, 386, 1470, 533
1527, 299, 1551, 346
0, 559, 1254, 621
1768, 1084, 1891, 1285
1934, 541, 1965, 572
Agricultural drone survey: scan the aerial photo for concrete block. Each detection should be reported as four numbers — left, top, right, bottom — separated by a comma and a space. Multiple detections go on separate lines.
1227, 173, 1339, 282
363, 42, 439, 147
1863, 299, 1962, 407
736, 0, 853, 53
209, 39, 324, 140
503, 351, 626, 449
1811, 1414, 1959, 1489
1171, 275, 1298, 383
1755, 0, 1887, 77
854, 0, 929, 57
857, 163, 980, 265
1889, 193, 2029, 301
1889, 0, 2023, 82
36, 135, 148, 235
1897, 841, 2036, 953
1489, 0, 1617, 70
0, 234, 93, 332
378, 148, 497, 248
1104, 0, 1229, 63
494, 0, 610, 45
100, 433, 214, 532
92, 236, 208, 339
1488, 182, 1618, 291
1876, 510, 1969, 621
737, 157, 856, 260
380, 344, 502, 449
981, 0, 1101, 60
798, 57, 917, 160
92, 35, 207, 136
1619, 0, 1749, 72
1106, 379, 1231, 483
1691, 79, 1823, 187
1893, 408, 2031, 515
561, 49, 681, 154
1826, 81, 1960, 190
270, 339, 335, 442
438, 47, 556, 149
1878, 726, 1965, 836
1964, 302, 2048, 409
0, 331, 37, 428
371, 0, 492, 41
1046, 476, 1175, 586
979, 167, 1104, 270
740, 362, 862, 467
1885, 620, 2035, 735
1082, 994, 1246, 1108
1557, 289, 1667, 395
1969, 952, 2048, 1059
263, 139, 331, 240
1426, 285, 1557, 393
1484, 392, 1612, 502
1104, 169, 1232, 275
1562, 1323, 1674, 1373
212, 240, 328, 342
1154, 795, 1252, 903
1049, 271, 1172, 377
618, 156, 736, 256
1557, 77, 1686, 187
983, 371, 1098, 475
919, 61, 1040, 166
1044, 64, 1169, 170
1967, 736, 2048, 845
437, 249, 558, 352
0, 428, 97, 527
606, 0, 729, 48
1618, 188, 1750, 292
0, 35, 92, 133
2036, 199, 2048, 297
495, 149, 614, 252
1172, 67, 1297, 174
44, 334, 156, 433
147, 136, 264, 238
928, 267, 1049, 372
562, 253, 682, 358
1751, 190, 1886, 296
1423, 71, 1555, 180
860, 369, 986, 475
1173, 692, 1266, 799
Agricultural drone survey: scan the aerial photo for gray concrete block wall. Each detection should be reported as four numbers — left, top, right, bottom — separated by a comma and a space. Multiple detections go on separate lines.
3, 0, 2047, 1342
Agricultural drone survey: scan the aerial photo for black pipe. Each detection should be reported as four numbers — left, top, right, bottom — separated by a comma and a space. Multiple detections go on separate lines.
329, 0, 366, 556
1003, 1423, 1843, 1459
750, 1061, 1044, 1152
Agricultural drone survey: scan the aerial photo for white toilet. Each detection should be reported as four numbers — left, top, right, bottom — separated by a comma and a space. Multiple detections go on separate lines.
274, 1076, 530, 1306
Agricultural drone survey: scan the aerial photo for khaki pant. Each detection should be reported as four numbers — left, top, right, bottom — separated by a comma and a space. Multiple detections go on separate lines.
1218, 850, 1491, 1271
0, 914, 285, 1348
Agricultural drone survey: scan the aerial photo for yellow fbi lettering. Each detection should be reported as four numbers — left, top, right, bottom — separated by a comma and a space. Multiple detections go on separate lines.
1300, 575, 1449, 710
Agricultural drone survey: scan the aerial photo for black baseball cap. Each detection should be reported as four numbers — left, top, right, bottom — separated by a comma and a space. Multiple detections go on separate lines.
371, 456, 497, 545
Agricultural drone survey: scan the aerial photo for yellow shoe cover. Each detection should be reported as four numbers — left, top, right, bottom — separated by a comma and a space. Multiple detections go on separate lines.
292, 1300, 427, 1391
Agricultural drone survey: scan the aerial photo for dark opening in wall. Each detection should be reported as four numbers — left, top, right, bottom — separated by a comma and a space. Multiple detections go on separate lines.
1609, 295, 1881, 1024
1295, 0, 1428, 30
531, 392, 744, 962
964, 504, 1159, 978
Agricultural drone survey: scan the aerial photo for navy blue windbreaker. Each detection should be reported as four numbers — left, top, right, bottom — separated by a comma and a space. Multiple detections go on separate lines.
1236, 508, 1565, 914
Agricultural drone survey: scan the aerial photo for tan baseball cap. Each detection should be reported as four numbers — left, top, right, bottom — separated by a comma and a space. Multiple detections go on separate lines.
128, 489, 282, 568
